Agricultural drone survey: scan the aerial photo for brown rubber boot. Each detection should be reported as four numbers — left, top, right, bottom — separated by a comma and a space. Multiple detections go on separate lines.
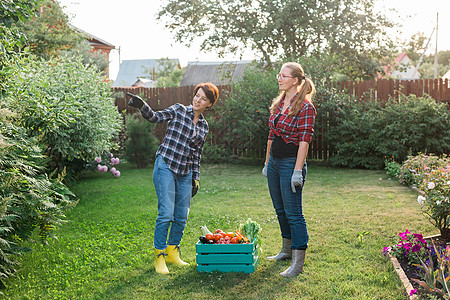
267, 238, 292, 261
280, 249, 306, 278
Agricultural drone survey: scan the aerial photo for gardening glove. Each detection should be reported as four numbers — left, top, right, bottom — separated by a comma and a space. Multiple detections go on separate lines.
192, 179, 199, 197
262, 164, 268, 177
127, 92, 145, 109
290, 170, 303, 193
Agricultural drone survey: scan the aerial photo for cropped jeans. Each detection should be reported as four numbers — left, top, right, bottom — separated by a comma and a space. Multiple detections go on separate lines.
267, 156, 308, 250
153, 156, 192, 250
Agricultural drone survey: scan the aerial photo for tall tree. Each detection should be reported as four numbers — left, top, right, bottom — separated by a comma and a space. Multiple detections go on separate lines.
158, 0, 395, 80
16, 0, 84, 58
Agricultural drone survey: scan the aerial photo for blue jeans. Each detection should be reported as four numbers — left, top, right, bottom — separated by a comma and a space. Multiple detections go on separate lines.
267, 156, 308, 250
153, 156, 192, 250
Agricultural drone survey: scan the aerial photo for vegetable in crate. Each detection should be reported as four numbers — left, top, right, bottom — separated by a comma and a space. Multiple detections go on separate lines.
239, 219, 262, 245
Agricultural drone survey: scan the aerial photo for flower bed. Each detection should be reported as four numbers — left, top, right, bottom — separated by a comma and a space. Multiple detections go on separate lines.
384, 154, 450, 298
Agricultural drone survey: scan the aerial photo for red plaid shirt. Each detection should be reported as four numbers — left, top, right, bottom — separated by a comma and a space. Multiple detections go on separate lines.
268, 95, 316, 144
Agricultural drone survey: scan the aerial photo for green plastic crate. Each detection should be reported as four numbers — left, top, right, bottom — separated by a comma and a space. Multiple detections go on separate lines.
196, 241, 259, 273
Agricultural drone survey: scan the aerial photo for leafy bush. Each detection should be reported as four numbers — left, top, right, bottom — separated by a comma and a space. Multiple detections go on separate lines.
0, 106, 76, 286
384, 157, 402, 179
417, 163, 450, 239
398, 153, 449, 186
123, 113, 159, 168
327, 94, 450, 169
208, 63, 279, 163
2, 55, 122, 175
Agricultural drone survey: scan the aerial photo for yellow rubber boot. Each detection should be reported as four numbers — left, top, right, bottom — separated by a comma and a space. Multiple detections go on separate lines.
165, 245, 189, 266
154, 248, 169, 274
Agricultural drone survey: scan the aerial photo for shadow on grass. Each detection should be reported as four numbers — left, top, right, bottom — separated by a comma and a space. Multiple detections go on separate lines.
98, 258, 300, 299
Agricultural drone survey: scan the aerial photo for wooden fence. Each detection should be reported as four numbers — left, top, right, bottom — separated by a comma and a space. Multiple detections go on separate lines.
334, 78, 450, 104
113, 78, 450, 161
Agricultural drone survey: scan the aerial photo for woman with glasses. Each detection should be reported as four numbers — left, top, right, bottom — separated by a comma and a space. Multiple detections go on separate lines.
127, 83, 219, 275
262, 62, 316, 278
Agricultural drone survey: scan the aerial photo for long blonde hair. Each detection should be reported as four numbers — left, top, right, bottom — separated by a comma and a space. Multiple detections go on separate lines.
270, 62, 316, 116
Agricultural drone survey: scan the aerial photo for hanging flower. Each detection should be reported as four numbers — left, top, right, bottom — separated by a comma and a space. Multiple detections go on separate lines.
417, 195, 426, 205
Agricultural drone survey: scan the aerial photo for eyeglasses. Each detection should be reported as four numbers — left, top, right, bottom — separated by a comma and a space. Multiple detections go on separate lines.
276, 74, 294, 80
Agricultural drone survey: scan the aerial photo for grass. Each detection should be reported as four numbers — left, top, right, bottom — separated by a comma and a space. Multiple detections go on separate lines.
3, 162, 436, 299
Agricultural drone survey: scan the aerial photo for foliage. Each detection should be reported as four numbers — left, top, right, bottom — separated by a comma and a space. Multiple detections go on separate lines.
0, 105, 76, 287
147, 57, 184, 88
417, 164, 450, 239
207, 63, 279, 163
0, 0, 37, 92
410, 241, 450, 299
2, 55, 122, 175
327, 94, 450, 169
384, 157, 402, 179
16, 0, 84, 59
398, 154, 450, 186
123, 113, 159, 168
158, 0, 395, 80
385, 230, 431, 266
60, 41, 110, 76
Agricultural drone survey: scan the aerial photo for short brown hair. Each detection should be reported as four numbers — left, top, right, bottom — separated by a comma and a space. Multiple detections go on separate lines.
194, 82, 219, 106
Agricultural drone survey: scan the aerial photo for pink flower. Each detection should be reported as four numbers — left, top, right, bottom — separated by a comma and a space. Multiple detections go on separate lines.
110, 153, 114, 158
114, 170, 121, 178
427, 182, 436, 189
97, 164, 102, 171
95, 156, 101, 163
101, 166, 108, 172
110, 167, 117, 174
409, 289, 417, 296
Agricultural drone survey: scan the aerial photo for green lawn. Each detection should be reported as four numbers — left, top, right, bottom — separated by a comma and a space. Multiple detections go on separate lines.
4, 163, 435, 299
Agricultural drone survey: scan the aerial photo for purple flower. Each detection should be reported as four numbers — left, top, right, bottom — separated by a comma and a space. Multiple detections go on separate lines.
411, 244, 422, 252
399, 230, 410, 240
413, 233, 423, 239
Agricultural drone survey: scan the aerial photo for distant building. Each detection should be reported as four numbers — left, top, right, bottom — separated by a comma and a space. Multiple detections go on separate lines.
132, 78, 156, 88
113, 59, 180, 87
180, 61, 255, 86
381, 53, 421, 80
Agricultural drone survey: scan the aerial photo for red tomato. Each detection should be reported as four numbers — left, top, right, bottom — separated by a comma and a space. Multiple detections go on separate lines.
205, 233, 214, 241
215, 229, 224, 234
231, 237, 239, 244
213, 233, 222, 242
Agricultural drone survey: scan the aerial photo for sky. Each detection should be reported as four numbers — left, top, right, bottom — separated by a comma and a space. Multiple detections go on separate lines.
57, 0, 450, 81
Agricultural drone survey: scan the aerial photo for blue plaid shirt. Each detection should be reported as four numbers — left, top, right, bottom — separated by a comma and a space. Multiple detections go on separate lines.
141, 103, 208, 180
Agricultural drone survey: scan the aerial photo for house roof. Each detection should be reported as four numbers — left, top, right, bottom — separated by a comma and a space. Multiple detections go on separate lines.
113, 59, 179, 87
381, 52, 421, 79
180, 60, 255, 86
72, 25, 115, 50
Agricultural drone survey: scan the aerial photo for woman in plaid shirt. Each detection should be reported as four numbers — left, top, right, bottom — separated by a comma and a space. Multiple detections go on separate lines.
262, 62, 316, 278
128, 83, 219, 275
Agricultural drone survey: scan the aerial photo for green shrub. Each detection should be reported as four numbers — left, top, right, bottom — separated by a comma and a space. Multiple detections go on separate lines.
327, 94, 450, 169
0, 106, 76, 286
398, 153, 449, 186
2, 55, 122, 175
123, 113, 159, 168
208, 63, 279, 163
376, 95, 450, 162
384, 157, 402, 179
